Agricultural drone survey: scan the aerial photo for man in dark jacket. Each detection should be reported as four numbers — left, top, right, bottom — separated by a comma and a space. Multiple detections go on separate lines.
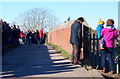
70, 17, 84, 65
34, 30, 39, 44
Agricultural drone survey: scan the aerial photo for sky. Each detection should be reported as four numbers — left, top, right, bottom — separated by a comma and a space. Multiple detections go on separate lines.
0, 0, 119, 30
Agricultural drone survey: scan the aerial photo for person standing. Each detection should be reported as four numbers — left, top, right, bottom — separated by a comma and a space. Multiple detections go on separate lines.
34, 30, 40, 44
39, 28, 43, 44
16, 25, 21, 45
70, 17, 84, 65
101, 19, 118, 74
24, 30, 28, 44
42, 33, 47, 44
20, 31, 25, 44
26, 30, 32, 44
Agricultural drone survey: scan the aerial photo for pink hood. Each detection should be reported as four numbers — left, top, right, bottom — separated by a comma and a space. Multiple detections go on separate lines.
101, 26, 118, 47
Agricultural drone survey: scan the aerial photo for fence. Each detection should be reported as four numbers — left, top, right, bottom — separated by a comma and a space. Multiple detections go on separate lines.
88, 32, 120, 74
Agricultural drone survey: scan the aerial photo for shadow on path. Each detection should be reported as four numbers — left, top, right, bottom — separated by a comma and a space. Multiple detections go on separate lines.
2, 44, 79, 78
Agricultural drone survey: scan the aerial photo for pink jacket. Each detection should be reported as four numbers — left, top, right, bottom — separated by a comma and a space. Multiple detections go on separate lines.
101, 26, 118, 47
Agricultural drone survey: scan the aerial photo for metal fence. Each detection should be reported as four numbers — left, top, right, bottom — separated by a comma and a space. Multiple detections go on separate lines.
88, 32, 120, 74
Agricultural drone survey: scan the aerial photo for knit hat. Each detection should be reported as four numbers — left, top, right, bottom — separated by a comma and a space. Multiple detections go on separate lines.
106, 19, 114, 25
97, 20, 104, 25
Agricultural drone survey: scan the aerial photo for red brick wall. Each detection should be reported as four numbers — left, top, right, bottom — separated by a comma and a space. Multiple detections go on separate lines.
48, 21, 74, 54
48, 20, 89, 58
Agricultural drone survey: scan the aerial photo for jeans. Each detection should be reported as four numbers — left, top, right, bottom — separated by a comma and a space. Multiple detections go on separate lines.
100, 38, 104, 44
101, 47, 114, 71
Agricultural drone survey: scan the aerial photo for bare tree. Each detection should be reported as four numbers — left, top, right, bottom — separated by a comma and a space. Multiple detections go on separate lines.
18, 8, 58, 32
11, 20, 17, 26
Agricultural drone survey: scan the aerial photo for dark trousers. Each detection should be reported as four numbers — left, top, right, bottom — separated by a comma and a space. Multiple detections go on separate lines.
71, 44, 81, 63
39, 37, 43, 44
101, 47, 114, 71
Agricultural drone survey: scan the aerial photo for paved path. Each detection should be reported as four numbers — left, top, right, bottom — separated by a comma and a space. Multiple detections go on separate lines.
1, 44, 103, 78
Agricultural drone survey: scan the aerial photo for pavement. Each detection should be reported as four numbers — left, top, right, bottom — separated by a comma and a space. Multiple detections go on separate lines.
1, 44, 104, 78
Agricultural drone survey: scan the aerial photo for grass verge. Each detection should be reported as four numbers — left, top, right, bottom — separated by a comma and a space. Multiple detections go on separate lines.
46, 42, 71, 59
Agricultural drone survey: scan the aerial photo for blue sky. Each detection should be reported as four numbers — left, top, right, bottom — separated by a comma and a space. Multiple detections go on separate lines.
0, 2, 119, 29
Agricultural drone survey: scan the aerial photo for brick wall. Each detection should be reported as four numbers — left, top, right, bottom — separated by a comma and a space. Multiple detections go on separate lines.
48, 21, 74, 54
48, 20, 89, 58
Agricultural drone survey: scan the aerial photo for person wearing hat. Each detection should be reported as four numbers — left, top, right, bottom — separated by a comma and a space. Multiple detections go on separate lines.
96, 20, 105, 50
101, 19, 118, 74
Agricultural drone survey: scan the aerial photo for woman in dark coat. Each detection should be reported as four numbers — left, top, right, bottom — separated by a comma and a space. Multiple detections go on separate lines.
70, 17, 84, 65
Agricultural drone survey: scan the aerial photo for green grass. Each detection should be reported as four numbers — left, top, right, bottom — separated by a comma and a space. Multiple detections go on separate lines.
47, 42, 71, 59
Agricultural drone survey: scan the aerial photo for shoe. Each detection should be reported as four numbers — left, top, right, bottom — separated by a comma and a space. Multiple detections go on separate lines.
78, 60, 82, 64
100, 48, 104, 50
73, 63, 79, 65
70, 62, 74, 64
102, 68, 106, 73
78, 60, 81, 63
109, 71, 115, 74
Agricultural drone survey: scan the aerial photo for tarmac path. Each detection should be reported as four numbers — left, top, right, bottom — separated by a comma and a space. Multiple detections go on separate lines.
1, 44, 103, 78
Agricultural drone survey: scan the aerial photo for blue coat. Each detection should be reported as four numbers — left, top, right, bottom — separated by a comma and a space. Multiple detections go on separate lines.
96, 24, 104, 39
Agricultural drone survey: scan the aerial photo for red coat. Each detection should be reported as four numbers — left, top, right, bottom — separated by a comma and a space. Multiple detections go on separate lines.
20, 32, 25, 38
39, 29, 43, 37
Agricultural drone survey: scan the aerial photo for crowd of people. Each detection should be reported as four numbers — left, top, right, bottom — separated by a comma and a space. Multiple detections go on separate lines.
2, 21, 20, 47
19, 29, 46, 45
2, 20, 46, 53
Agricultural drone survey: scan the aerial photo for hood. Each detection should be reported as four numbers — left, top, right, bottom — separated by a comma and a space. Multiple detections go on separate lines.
98, 24, 104, 28
105, 25, 116, 32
